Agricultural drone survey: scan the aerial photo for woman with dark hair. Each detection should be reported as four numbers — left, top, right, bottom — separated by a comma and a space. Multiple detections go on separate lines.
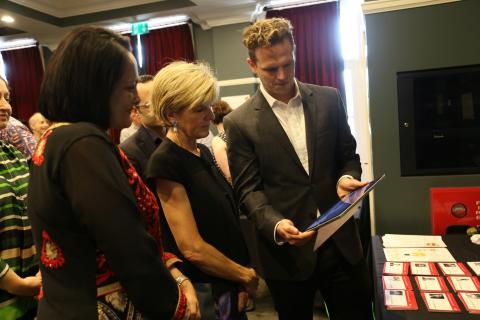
0, 76, 41, 319
27, 26, 198, 319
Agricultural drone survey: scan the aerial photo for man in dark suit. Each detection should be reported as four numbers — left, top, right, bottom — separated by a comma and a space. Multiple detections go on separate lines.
224, 18, 372, 320
120, 75, 164, 180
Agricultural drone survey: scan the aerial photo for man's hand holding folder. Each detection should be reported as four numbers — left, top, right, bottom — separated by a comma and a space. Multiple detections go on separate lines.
276, 219, 317, 246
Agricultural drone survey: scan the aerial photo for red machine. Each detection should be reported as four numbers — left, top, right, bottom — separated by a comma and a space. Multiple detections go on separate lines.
430, 187, 480, 235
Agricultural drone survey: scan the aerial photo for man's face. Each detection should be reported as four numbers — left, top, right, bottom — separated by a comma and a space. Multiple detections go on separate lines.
247, 38, 296, 101
136, 81, 163, 129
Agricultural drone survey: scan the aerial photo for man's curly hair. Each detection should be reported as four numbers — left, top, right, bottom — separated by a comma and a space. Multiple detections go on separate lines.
242, 18, 294, 62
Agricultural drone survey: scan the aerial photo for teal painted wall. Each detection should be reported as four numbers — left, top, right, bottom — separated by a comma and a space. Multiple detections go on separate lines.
365, 0, 480, 234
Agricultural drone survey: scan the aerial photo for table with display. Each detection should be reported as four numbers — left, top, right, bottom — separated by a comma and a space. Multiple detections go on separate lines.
372, 234, 480, 319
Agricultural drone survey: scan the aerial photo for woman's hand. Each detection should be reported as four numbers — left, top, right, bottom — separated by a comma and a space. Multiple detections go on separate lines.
238, 290, 249, 312
242, 267, 259, 297
181, 280, 201, 320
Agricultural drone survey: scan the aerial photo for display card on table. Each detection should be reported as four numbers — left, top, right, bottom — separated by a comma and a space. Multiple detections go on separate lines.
438, 262, 471, 276
447, 276, 480, 292
382, 275, 413, 290
467, 262, 480, 276
421, 292, 461, 312
384, 290, 418, 310
458, 292, 480, 314
410, 262, 439, 275
415, 276, 448, 292
383, 262, 409, 275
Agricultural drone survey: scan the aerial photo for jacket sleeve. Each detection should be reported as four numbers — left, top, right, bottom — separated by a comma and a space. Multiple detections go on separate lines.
61, 136, 185, 319
224, 116, 285, 244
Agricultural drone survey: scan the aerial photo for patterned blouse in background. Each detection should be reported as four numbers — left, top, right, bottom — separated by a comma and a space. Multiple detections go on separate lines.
0, 117, 37, 160
0, 141, 38, 319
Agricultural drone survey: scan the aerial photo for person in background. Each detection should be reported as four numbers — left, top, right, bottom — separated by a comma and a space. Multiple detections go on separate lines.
224, 18, 372, 320
0, 116, 37, 160
28, 26, 198, 319
119, 106, 141, 143
0, 76, 41, 319
146, 61, 258, 319
28, 112, 49, 141
120, 74, 164, 181
211, 100, 233, 184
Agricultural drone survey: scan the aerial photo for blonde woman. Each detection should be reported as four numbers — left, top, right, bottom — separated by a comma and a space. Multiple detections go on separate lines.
146, 61, 258, 319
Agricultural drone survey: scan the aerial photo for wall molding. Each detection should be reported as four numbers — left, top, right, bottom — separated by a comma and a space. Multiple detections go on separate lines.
218, 77, 259, 87
362, 0, 461, 15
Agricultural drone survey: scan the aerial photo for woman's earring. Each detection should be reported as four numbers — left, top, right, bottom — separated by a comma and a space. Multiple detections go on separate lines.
172, 120, 178, 133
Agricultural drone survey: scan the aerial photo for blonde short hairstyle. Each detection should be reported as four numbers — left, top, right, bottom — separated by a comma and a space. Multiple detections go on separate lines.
243, 18, 294, 62
151, 61, 219, 127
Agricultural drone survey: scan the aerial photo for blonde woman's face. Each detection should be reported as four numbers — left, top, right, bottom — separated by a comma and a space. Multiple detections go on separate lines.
0, 80, 11, 130
173, 104, 214, 140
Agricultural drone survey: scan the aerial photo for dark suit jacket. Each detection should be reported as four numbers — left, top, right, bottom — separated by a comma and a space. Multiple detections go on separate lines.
224, 82, 363, 281
119, 125, 160, 182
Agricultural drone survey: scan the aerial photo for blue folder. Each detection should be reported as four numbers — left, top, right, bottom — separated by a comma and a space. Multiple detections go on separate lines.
304, 174, 386, 232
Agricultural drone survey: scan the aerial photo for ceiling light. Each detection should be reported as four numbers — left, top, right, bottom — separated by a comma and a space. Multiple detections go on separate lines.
1, 16, 15, 23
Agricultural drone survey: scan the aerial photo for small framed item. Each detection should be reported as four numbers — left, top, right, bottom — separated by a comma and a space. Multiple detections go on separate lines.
437, 262, 471, 276
467, 262, 480, 276
384, 290, 418, 310
421, 292, 461, 312
410, 262, 438, 276
458, 292, 480, 314
415, 276, 448, 292
447, 276, 480, 292
382, 275, 413, 290
383, 262, 409, 275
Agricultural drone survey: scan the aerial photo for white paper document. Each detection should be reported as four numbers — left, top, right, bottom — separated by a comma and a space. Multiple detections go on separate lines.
416, 276, 444, 291
410, 262, 437, 275
468, 262, 480, 276
424, 292, 454, 311
382, 234, 447, 248
459, 292, 480, 311
383, 247, 455, 262
438, 262, 468, 275
383, 275, 413, 291
449, 276, 480, 292
383, 262, 407, 275
385, 290, 408, 306
313, 202, 361, 250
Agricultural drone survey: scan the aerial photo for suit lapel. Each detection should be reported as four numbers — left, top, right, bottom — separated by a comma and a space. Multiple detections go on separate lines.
299, 83, 317, 180
136, 126, 156, 159
254, 90, 307, 175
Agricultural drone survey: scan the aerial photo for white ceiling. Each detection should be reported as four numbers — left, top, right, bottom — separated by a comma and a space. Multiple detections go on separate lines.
0, 0, 270, 47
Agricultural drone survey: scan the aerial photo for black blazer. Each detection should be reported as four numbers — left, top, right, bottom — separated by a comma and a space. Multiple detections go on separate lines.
119, 125, 159, 181
224, 82, 363, 281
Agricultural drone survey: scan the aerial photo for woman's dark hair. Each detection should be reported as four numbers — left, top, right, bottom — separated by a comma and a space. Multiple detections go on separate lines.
39, 26, 132, 128
212, 100, 232, 124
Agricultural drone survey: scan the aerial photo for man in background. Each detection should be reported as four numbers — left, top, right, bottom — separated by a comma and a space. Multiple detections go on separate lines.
224, 18, 372, 320
120, 75, 164, 180
119, 105, 141, 143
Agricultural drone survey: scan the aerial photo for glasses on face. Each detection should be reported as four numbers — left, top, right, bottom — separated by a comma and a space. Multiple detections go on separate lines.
135, 102, 150, 110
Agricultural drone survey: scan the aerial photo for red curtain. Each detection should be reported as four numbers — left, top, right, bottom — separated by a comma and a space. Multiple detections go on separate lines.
2, 46, 44, 123
131, 23, 195, 76
267, 2, 344, 91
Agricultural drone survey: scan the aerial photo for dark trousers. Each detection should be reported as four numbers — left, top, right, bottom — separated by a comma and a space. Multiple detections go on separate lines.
265, 240, 373, 320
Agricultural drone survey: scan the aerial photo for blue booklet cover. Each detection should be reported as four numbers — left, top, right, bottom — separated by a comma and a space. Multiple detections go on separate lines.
304, 174, 385, 232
